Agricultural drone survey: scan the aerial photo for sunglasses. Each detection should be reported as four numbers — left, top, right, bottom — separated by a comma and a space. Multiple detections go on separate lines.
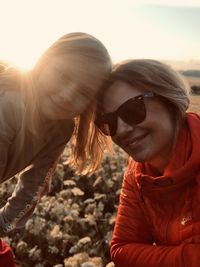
95, 91, 154, 136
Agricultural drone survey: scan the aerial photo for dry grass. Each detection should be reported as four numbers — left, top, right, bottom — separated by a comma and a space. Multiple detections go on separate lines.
189, 95, 200, 114
182, 76, 200, 114
186, 77, 200, 87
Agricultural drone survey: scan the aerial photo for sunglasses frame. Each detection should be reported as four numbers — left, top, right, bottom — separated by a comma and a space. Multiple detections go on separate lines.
95, 91, 154, 136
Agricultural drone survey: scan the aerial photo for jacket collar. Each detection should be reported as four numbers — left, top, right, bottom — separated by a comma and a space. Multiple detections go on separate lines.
134, 113, 200, 193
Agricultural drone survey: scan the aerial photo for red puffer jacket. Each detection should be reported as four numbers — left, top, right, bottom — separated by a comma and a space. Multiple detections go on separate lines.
0, 239, 16, 266
111, 113, 200, 267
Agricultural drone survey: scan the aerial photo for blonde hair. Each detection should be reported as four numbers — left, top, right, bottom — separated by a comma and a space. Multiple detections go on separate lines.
111, 59, 190, 117
0, 33, 112, 174
94, 59, 191, 164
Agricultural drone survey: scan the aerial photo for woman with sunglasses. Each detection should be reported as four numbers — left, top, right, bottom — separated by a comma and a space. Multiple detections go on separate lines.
0, 32, 111, 266
95, 59, 200, 267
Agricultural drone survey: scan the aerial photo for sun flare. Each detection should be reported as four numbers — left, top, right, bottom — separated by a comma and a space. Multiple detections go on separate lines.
0, 0, 200, 70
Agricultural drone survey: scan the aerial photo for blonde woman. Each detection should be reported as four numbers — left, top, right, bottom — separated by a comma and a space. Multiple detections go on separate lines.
95, 59, 200, 267
0, 32, 111, 266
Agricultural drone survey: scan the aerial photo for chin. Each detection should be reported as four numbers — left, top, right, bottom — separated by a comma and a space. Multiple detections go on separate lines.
130, 155, 146, 163
129, 150, 153, 163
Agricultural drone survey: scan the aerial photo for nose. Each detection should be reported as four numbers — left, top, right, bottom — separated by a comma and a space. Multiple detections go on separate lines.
58, 88, 69, 101
115, 117, 134, 137
58, 83, 77, 102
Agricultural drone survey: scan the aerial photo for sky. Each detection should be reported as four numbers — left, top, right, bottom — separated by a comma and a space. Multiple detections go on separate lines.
0, 0, 200, 69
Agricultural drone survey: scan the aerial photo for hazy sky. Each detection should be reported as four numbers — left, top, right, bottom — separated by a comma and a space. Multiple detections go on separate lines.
0, 0, 200, 69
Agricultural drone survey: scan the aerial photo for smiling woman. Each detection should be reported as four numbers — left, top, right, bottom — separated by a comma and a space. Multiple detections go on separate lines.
0, 32, 112, 266
36, 54, 105, 120
94, 59, 200, 267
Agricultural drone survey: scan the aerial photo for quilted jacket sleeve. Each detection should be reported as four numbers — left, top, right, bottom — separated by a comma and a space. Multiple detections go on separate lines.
0, 121, 74, 236
110, 161, 200, 267
0, 156, 59, 235
0, 89, 75, 236
0, 90, 23, 180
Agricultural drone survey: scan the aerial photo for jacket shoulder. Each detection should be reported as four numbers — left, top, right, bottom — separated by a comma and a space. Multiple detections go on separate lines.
121, 159, 140, 197
124, 159, 137, 182
0, 89, 24, 139
0, 89, 24, 112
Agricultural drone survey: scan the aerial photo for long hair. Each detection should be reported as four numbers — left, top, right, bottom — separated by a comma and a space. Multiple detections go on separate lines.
0, 60, 26, 91
0, 33, 112, 174
109, 59, 190, 118
32, 32, 112, 174
52, 33, 112, 174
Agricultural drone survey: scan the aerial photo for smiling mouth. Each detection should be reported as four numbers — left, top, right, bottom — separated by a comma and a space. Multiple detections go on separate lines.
123, 133, 148, 147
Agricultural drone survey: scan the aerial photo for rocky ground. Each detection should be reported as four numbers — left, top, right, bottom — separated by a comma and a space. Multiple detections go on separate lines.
0, 145, 128, 267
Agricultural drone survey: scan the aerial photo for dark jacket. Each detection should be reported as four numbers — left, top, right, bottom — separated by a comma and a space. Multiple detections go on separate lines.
0, 89, 74, 236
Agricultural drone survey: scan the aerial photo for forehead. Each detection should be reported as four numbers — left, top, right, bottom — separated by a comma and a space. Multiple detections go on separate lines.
51, 54, 105, 72
102, 80, 143, 112
50, 55, 107, 86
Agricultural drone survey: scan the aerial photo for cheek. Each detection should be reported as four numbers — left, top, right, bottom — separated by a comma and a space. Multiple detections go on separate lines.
147, 115, 175, 152
146, 101, 174, 136
38, 73, 60, 93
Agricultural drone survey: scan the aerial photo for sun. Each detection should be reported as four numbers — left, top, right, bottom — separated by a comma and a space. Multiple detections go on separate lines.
0, 1, 63, 70
1, 53, 39, 71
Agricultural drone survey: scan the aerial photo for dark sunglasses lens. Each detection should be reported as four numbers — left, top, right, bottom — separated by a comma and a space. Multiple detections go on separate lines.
95, 96, 147, 136
95, 114, 117, 136
119, 97, 146, 125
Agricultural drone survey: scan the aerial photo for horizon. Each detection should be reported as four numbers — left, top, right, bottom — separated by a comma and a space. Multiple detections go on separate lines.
0, 0, 200, 69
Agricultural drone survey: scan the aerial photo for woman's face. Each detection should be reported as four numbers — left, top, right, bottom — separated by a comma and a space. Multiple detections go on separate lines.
102, 80, 175, 171
37, 55, 106, 120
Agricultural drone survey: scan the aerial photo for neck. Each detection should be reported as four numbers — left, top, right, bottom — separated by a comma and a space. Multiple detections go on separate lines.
147, 147, 173, 175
